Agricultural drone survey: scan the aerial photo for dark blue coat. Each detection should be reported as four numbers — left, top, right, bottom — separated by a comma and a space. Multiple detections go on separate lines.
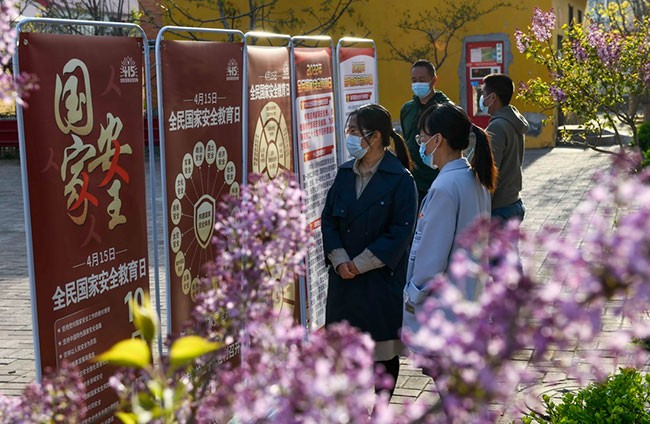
321, 152, 417, 342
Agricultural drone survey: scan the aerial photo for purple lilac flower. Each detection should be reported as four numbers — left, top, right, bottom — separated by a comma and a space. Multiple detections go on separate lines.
550, 85, 567, 102
643, 62, 650, 85
192, 172, 310, 344
531, 7, 556, 43
0, 0, 17, 66
517, 81, 531, 96
196, 314, 383, 424
0, 1, 38, 106
572, 40, 588, 62
514, 29, 529, 53
0, 361, 86, 423
0, 0, 17, 105
587, 24, 622, 68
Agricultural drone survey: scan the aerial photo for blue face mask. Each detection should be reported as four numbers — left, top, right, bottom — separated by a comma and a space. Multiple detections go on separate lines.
346, 134, 368, 159
419, 138, 439, 169
412, 82, 432, 99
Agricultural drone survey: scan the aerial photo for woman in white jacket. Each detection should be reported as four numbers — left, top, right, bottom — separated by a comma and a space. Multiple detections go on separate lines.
402, 103, 497, 341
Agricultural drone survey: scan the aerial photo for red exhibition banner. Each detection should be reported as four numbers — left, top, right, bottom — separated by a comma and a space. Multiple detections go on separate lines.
293, 47, 337, 330
159, 40, 244, 337
246, 45, 299, 319
19, 32, 150, 423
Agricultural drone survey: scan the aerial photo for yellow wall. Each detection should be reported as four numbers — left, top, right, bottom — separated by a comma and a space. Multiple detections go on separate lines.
164, 0, 588, 148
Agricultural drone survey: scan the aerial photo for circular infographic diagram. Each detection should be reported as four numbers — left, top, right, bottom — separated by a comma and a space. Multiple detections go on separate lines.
170, 139, 240, 302
251, 101, 295, 316
251, 101, 292, 178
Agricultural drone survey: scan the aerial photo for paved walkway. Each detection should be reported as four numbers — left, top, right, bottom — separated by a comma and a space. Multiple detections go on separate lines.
0, 146, 620, 419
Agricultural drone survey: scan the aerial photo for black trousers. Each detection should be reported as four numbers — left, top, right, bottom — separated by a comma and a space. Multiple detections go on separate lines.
374, 355, 400, 398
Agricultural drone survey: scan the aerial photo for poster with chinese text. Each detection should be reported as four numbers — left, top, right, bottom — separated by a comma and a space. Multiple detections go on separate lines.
160, 40, 244, 339
336, 47, 377, 164
293, 47, 337, 330
18, 32, 150, 423
246, 45, 299, 321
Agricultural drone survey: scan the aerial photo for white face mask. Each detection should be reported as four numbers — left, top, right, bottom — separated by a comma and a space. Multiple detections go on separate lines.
479, 93, 493, 114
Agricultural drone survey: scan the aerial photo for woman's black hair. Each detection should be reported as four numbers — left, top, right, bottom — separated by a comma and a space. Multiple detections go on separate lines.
350, 104, 413, 170
419, 103, 497, 192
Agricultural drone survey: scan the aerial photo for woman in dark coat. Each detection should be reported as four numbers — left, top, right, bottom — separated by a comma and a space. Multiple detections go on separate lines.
321, 104, 418, 397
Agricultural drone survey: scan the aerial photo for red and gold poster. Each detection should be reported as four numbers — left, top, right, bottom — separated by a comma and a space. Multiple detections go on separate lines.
246, 45, 298, 319
160, 40, 244, 335
293, 47, 337, 330
18, 32, 150, 423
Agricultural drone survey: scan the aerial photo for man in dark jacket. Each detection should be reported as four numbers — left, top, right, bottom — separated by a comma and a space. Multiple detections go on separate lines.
481, 73, 529, 223
400, 59, 452, 204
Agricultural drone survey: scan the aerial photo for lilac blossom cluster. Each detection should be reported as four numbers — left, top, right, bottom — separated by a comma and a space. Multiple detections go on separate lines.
195, 315, 382, 423
571, 39, 588, 62
513, 29, 529, 54
515, 6, 650, 149
515, 8, 555, 54
192, 172, 309, 344
401, 152, 650, 422
549, 85, 567, 102
586, 25, 623, 68
0, 0, 38, 106
0, 361, 86, 423
530, 7, 555, 43
644, 62, 650, 85
0, 0, 17, 66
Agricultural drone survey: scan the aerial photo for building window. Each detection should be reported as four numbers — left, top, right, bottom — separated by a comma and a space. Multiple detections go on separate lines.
569, 5, 574, 25
578, 9, 583, 23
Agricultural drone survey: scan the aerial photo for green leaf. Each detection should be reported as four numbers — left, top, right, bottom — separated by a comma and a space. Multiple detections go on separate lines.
169, 335, 221, 371
132, 295, 157, 346
96, 338, 151, 368
115, 412, 138, 424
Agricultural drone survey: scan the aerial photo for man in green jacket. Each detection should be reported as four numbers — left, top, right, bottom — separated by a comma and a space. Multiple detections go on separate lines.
400, 59, 453, 204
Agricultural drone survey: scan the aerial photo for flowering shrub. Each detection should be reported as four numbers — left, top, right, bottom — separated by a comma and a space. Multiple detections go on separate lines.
516, 7, 650, 150
401, 151, 650, 422
2, 153, 650, 421
0, 0, 38, 107
192, 172, 309, 345
0, 361, 86, 423
101, 172, 394, 423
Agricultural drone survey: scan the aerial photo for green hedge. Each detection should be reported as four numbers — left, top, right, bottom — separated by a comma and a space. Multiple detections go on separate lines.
522, 368, 650, 423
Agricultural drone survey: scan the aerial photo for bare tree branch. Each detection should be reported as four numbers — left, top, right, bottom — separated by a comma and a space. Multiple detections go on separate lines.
137, 0, 364, 38
383, 0, 516, 71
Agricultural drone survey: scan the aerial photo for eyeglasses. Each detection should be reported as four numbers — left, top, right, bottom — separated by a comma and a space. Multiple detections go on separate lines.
345, 127, 374, 138
415, 133, 435, 146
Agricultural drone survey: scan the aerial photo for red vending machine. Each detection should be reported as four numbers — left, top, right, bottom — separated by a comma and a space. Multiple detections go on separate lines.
465, 41, 504, 128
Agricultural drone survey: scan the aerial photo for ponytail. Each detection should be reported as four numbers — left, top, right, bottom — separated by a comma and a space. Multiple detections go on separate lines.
469, 125, 498, 192
390, 129, 414, 171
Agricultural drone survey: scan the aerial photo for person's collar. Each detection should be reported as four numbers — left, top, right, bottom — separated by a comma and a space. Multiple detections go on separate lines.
342, 151, 405, 174
439, 157, 469, 172
415, 90, 438, 106
353, 156, 382, 177
378, 151, 406, 174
